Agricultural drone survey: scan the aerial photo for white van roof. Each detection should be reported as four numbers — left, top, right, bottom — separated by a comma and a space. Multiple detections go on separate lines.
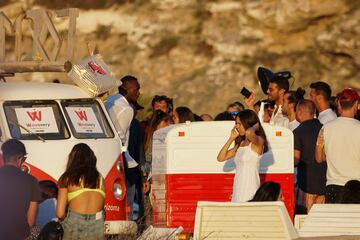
0, 82, 89, 101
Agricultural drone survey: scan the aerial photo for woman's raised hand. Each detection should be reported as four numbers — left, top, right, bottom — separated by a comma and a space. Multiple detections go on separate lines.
218, 127, 240, 162
230, 127, 240, 140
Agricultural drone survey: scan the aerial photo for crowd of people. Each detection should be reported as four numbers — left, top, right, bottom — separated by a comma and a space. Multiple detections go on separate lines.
220, 76, 360, 213
0, 73, 360, 240
104, 74, 360, 226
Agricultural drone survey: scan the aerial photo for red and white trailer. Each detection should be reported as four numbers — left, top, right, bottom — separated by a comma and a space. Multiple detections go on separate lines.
151, 121, 294, 234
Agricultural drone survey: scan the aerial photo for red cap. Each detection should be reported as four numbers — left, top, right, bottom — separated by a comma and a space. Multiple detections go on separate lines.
337, 88, 359, 102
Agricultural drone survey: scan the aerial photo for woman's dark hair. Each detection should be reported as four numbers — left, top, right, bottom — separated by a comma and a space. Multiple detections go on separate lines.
287, 88, 305, 105
58, 143, 100, 189
175, 106, 195, 123
236, 109, 268, 153
39, 180, 58, 200
214, 111, 234, 121
193, 114, 203, 122
341, 180, 360, 204
249, 181, 281, 202
144, 110, 172, 151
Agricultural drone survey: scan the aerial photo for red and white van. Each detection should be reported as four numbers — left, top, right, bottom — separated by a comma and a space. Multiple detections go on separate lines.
151, 121, 294, 234
0, 82, 134, 234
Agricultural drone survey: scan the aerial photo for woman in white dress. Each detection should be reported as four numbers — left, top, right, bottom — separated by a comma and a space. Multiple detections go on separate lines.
217, 109, 268, 202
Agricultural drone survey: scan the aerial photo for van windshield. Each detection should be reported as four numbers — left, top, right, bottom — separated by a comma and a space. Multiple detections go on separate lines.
61, 99, 114, 139
3, 100, 70, 140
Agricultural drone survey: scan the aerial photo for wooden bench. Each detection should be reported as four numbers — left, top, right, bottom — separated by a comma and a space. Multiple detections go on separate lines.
194, 201, 299, 240
298, 204, 360, 238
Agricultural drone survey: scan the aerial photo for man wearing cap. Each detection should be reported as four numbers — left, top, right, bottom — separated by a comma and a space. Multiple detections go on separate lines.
0, 139, 41, 240
105, 75, 141, 220
316, 88, 360, 203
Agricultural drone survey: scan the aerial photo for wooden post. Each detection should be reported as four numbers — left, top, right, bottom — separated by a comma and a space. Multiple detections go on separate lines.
56, 8, 79, 61
26, 9, 49, 61
0, 12, 14, 62
26, 9, 62, 61
15, 13, 25, 61
0, 61, 66, 73
42, 11, 61, 61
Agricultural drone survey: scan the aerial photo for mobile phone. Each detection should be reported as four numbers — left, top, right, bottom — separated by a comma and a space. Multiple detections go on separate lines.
240, 87, 251, 98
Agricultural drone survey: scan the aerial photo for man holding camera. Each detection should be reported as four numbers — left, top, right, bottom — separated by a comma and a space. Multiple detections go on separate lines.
244, 74, 290, 128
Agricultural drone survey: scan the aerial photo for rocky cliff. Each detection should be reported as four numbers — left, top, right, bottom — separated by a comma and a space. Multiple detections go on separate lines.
2, 0, 360, 116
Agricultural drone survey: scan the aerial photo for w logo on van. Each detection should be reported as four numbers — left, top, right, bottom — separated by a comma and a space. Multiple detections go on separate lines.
75, 111, 88, 121
26, 111, 42, 121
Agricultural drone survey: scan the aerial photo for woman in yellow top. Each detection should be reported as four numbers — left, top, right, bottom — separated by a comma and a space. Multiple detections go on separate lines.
56, 143, 106, 240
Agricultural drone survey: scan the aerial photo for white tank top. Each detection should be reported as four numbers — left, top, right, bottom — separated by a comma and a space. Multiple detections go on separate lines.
231, 143, 261, 202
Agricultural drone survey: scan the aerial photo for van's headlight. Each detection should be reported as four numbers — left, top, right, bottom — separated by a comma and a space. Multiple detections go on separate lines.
113, 179, 124, 200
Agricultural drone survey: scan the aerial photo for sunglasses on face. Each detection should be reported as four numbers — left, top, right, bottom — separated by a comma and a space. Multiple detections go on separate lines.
229, 111, 239, 117
18, 155, 27, 163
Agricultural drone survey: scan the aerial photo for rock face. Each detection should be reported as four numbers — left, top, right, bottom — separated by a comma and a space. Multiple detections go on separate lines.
2, 0, 360, 116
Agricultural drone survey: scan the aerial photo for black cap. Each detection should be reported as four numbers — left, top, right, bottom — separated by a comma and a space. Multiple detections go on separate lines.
257, 67, 292, 95
257, 67, 275, 95
1, 139, 27, 158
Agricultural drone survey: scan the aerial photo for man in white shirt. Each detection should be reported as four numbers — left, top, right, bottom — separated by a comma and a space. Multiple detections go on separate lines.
266, 75, 290, 128
316, 88, 360, 203
105, 76, 140, 146
310, 81, 337, 124
105, 75, 141, 219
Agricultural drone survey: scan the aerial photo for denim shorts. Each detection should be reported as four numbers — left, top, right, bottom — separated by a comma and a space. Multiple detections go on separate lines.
62, 209, 104, 240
